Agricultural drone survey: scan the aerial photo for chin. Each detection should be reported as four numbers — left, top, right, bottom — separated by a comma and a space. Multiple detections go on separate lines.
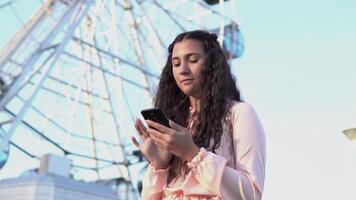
180, 90, 191, 96
179, 87, 192, 96
179, 84, 198, 96
181, 89, 196, 96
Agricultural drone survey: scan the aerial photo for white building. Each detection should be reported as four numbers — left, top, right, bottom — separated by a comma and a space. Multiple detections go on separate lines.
0, 174, 118, 200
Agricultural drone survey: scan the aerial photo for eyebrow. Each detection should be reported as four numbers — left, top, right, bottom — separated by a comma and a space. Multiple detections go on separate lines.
172, 53, 202, 60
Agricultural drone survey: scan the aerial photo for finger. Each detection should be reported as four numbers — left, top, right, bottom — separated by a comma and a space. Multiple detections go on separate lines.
150, 132, 167, 150
135, 119, 149, 139
146, 120, 171, 134
137, 118, 147, 132
148, 128, 172, 150
134, 122, 146, 140
131, 136, 140, 148
169, 120, 187, 132
138, 119, 150, 138
146, 126, 169, 141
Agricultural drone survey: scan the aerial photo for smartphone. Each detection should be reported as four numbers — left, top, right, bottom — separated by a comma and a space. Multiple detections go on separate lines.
141, 108, 170, 128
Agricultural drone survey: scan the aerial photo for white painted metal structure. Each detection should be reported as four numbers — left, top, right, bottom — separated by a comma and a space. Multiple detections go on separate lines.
0, 0, 242, 198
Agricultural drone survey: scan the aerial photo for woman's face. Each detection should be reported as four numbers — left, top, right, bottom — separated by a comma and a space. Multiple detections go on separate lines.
171, 39, 206, 97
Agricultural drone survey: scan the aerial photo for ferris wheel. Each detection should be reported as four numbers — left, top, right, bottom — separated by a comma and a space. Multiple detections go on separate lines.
0, 0, 243, 198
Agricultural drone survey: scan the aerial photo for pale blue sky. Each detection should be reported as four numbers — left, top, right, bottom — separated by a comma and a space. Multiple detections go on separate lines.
0, 0, 355, 199
234, 0, 356, 199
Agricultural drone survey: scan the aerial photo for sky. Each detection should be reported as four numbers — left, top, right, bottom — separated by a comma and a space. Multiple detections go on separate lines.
234, 0, 356, 199
0, 0, 355, 199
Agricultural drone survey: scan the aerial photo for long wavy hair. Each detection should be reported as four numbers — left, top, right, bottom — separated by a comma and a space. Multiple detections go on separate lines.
154, 30, 242, 184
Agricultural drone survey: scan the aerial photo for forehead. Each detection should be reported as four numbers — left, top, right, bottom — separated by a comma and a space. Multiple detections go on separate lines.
172, 39, 205, 57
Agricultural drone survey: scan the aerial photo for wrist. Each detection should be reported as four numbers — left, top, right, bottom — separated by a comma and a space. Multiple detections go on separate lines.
187, 148, 207, 171
185, 145, 200, 161
150, 161, 169, 170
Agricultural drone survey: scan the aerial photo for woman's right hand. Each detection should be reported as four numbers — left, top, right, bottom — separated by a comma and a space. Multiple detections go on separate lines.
132, 118, 172, 170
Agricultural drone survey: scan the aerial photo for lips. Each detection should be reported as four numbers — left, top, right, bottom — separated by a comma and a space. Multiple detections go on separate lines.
181, 79, 193, 84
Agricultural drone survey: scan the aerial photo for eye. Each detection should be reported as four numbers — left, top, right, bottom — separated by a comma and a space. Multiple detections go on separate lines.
188, 55, 199, 63
172, 61, 180, 67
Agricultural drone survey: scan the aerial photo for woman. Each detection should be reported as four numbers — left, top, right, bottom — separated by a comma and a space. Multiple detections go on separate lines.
132, 30, 266, 200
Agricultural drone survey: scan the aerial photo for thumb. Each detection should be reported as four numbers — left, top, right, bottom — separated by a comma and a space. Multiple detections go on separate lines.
169, 120, 186, 131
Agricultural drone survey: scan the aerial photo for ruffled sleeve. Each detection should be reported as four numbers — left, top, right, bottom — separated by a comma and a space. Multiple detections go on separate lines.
187, 102, 266, 200
187, 148, 227, 194
141, 164, 169, 200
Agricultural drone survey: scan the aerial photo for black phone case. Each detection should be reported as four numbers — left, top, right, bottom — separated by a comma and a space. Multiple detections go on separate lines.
141, 108, 170, 127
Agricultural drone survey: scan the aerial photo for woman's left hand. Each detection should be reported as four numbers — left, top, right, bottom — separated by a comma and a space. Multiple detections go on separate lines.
146, 120, 200, 162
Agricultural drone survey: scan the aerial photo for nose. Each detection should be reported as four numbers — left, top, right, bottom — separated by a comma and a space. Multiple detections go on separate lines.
178, 60, 190, 75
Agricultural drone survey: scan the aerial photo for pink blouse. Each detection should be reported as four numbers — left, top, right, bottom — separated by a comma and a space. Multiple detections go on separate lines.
141, 102, 266, 200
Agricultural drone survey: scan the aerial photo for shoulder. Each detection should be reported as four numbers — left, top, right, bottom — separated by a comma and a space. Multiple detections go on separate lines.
229, 101, 265, 141
229, 101, 257, 119
228, 101, 264, 132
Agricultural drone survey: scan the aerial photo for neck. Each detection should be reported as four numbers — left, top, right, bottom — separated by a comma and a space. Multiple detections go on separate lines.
189, 96, 200, 111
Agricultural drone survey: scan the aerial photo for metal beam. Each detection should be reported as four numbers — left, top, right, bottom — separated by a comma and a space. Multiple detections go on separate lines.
0, 0, 93, 155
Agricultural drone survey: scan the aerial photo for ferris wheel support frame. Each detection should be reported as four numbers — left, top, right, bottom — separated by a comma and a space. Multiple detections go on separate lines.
0, 0, 241, 199
0, 0, 93, 158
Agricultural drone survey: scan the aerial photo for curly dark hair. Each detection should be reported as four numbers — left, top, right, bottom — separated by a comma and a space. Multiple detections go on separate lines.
154, 30, 242, 184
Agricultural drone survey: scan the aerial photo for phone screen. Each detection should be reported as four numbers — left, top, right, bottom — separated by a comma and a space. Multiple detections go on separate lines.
141, 108, 170, 127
